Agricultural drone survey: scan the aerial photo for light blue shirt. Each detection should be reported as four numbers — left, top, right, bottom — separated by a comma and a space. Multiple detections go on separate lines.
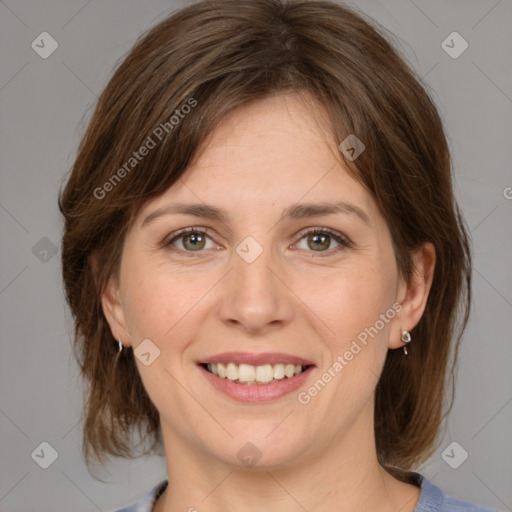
113, 474, 500, 511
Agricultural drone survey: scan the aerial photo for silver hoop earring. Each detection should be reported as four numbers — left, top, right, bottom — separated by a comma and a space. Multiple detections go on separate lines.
118, 337, 123, 353
401, 329, 411, 356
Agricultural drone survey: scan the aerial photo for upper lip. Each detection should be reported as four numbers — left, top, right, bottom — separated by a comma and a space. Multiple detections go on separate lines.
198, 352, 316, 367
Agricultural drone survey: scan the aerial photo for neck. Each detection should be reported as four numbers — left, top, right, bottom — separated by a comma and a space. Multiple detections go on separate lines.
155, 406, 420, 512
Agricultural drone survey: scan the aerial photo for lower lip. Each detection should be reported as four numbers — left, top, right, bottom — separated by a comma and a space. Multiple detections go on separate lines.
198, 364, 314, 403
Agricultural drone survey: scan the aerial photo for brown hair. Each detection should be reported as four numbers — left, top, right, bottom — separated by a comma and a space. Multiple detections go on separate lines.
58, 0, 471, 474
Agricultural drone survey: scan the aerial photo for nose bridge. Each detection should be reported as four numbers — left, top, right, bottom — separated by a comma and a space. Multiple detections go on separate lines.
217, 234, 293, 333
236, 236, 276, 294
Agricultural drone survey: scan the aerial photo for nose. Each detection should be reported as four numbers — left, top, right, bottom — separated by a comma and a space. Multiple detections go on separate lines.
216, 240, 294, 336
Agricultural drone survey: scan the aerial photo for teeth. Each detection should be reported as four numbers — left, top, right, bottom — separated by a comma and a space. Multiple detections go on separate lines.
285, 364, 295, 378
226, 362, 238, 381
204, 362, 307, 384
256, 364, 274, 383
273, 364, 285, 379
238, 363, 256, 383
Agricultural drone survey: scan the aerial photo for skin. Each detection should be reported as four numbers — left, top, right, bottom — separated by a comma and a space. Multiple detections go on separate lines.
101, 92, 435, 512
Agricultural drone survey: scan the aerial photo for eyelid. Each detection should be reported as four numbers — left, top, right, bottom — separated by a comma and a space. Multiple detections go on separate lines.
296, 226, 351, 244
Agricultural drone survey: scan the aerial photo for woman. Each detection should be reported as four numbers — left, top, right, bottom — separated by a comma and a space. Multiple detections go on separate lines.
58, 0, 499, 510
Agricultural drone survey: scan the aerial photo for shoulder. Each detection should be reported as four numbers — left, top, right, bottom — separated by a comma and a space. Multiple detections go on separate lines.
112, 479, 168, 512
110, 475, 501, 512
415, 474, 501, 512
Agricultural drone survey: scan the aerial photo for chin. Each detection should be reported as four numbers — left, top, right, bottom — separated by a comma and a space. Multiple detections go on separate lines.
205, 431, 311, 471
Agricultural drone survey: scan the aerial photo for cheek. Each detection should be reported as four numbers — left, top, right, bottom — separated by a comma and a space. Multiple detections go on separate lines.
120, 257, 215, 349
312, 265, 397, 346
310, 263, 397, 402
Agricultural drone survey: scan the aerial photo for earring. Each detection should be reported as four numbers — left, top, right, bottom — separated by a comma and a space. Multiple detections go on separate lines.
401, 329, 411, 355
118, 337, 123, 353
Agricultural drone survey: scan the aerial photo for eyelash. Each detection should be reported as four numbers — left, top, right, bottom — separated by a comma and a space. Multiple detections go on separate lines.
161, 226, 351, 258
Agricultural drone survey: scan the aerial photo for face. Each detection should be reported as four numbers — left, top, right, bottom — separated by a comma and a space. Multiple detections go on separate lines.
102, 93, 431, 470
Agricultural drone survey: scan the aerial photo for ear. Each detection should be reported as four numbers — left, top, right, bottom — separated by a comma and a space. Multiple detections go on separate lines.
389, 242, 436, 349
90, 252, 132, 348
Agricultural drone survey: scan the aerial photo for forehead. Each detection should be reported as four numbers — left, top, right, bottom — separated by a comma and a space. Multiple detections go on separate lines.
136, 93, 378, 227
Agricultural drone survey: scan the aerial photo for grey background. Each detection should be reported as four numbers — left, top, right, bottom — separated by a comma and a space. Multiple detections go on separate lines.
1, 0, 511, 511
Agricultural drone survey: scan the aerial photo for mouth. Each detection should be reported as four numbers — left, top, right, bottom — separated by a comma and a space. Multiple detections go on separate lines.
196, 352, 316, 402
199, 361, 314, 385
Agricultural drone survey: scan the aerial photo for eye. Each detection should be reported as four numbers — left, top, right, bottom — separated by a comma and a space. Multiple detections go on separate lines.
162, 227, 219, 255
162, 226, 351, 257
294, 228, 351, 255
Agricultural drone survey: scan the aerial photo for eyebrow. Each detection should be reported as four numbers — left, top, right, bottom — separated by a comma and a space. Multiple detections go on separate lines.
141, 201, 371, 228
